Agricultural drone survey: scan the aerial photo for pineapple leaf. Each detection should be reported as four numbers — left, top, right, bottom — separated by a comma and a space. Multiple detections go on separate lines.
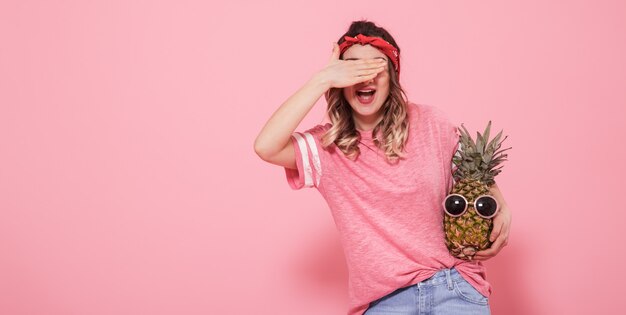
460, 124, 476, 148
482, 121, 492, 147
493, 146, 513, 157
455, 122, 511, 183
487, 129, 503, 150
476, 131, 484, 154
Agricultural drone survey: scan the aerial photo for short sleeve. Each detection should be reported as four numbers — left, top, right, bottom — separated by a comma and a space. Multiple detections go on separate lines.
284, 123, 331, 190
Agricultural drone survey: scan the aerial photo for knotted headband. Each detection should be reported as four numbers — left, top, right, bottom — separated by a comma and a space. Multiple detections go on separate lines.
338, 34, 400, 79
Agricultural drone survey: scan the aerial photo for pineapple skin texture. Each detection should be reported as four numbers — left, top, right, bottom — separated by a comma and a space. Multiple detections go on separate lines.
443, 178, 494, 260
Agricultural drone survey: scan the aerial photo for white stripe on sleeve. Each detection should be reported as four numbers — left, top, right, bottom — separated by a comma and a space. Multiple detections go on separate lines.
302, 132, 322, 187
293, 132, 314, 188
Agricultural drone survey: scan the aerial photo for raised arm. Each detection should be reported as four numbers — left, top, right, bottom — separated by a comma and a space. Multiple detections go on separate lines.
253, 74, 330, 170
253, 42, 387, 169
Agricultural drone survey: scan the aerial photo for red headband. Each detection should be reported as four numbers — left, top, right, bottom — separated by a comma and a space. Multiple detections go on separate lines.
338, 34, 400, 79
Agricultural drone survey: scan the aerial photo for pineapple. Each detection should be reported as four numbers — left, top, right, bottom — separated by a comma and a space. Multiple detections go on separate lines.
443, 121, 511, 260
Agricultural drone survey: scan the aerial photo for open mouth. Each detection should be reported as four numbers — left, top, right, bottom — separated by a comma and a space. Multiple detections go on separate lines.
356, 89, 376, 104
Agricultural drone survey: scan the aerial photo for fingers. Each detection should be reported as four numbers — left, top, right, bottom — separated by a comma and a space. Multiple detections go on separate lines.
354, 65, 386, 77
327, 57, 387, 88
352, 72, 379, 85
473, 247, 497, 261
473, 232, 508, 261
489, 220, 503, 242
328, 42, 340, 62
352, 59, 387, 71
353, 60, 387, 77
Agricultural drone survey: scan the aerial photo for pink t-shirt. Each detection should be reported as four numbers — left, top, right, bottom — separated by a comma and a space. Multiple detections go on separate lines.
284, 102, 492, 315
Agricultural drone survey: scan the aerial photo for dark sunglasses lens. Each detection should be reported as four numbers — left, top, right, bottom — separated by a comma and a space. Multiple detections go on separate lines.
444, 195, 466, 216
475, 196, 498, 217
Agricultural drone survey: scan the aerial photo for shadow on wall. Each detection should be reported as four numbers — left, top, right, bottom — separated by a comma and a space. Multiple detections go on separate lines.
287, 227, 349, 304
486, 240, 540, 315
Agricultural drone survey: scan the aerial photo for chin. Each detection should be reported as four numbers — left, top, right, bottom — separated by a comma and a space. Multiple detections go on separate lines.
351, 103, 383, 116
352, 95, 384, 108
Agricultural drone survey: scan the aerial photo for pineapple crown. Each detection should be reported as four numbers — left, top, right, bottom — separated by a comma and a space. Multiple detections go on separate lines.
452, 121, 511, 186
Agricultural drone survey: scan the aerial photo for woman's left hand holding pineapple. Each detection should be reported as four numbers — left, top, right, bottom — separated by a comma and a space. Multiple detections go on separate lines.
473, 183, 511, 261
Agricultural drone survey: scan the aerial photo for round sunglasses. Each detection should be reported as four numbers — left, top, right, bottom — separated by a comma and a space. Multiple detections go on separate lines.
442, 193, 500, 219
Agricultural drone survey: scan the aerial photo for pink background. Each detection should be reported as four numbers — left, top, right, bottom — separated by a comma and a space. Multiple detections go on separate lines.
1, 1, 624, 314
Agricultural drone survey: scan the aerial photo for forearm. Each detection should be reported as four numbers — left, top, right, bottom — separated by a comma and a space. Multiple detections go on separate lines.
489, 182, 509, 209
254, 74, 330, 158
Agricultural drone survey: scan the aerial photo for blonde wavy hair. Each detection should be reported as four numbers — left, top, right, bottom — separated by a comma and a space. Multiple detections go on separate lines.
320, 20, 411, 164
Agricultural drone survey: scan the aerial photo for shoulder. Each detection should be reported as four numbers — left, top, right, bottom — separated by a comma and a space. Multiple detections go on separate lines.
407, 102, 453, 126
296, 123, 336, 159
422, 103, 451, 120
299, 123, 334, 151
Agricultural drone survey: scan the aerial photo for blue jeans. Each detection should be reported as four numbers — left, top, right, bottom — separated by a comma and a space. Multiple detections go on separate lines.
364, 267, 490, 315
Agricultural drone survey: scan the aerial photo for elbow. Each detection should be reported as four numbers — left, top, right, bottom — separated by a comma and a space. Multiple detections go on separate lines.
254, 140, 265, 159
254, 138, 271, 161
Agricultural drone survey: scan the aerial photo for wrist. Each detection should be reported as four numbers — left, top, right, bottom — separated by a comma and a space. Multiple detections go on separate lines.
309, 72, 332, 91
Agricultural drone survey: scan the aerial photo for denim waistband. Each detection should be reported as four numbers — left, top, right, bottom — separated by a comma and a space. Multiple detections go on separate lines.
416, 267, 464, 288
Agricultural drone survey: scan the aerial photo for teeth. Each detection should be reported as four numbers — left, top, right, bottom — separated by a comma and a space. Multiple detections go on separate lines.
358, 89, 375, 92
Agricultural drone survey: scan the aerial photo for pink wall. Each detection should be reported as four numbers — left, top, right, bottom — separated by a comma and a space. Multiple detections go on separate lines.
1, 1, 624, 314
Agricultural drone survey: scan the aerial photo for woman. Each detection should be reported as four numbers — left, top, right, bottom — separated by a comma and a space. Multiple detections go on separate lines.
254, 20, 511, 315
